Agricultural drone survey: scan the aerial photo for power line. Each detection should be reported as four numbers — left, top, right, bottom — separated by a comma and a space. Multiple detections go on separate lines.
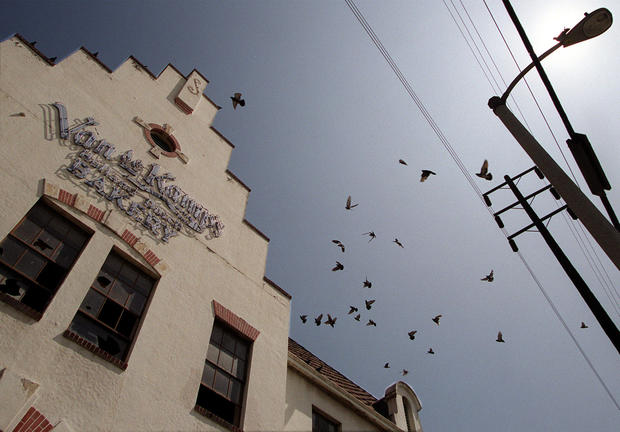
344, 0, 619, 408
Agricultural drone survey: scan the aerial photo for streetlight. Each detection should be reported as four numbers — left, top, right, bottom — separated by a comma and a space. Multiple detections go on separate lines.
488, 5, 620, 271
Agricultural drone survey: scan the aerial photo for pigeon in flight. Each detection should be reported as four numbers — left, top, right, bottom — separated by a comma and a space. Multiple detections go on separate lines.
399, 159, 408, 165
420, 170, 436, 182
230, 92, 245, 109
384, 362, 390, 368
348, 306, 358, 315
402, 369, 409, 376
427, 348, 435, 354
476, 159, 493, 180
332, 239, 345, 253
365, 299, 375, 310
367, 319, 377, 326
481, 270, 494, 282
345, 195, 358, 210
393, 238, 404, 248
314, 314, 323, 326
580, 322, 588, 329
300, 315, 308, 323
354, 314, 361, 321
408, 330, 417, 340
325, 314, 337, 327
363, 231, 376, 242
363, 277, 372, 288
432, 314, 442, 325
332, 261, 344, 271
496, 331, 505, 343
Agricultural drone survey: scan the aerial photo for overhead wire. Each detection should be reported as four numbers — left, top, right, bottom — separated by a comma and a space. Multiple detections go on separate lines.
343, 0, 619, 408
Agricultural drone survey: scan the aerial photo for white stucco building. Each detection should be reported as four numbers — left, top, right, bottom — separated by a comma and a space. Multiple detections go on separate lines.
0, 34, 422, 432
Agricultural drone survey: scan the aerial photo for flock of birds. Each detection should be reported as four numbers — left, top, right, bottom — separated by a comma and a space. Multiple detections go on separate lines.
292, 156, 504, 376
228, 93, 590, 376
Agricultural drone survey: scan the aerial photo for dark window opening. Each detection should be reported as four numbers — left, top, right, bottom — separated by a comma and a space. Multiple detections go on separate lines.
0, 200, 91, 316
149, 130, 175, 152
313, 409, 339, 432
195, 321, 250, 428
68, 250, 156, 363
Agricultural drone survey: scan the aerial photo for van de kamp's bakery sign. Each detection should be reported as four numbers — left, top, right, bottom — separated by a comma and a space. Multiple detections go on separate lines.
52, 102, 224, 243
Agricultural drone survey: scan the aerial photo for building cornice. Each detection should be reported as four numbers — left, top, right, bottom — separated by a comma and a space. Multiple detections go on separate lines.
287, 354, 402, 432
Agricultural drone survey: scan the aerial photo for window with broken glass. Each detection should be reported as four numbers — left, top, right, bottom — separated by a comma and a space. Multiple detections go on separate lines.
68, 250, 156, 362
0, 200, 91, 318
195, 321, 251, 427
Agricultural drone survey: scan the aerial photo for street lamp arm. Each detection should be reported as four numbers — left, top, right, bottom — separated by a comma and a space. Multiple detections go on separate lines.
501, 41, 562, 102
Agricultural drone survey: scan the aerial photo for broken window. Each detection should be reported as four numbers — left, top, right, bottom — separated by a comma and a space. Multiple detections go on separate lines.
195, 321, 251, 427
68, 250, 157, 362
0, 199, 91, 318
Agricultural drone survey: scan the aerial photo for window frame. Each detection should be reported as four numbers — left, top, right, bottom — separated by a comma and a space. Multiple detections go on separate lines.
195, 320, 252, 430
0, 198, 93, 320
64, 246, 158, 369
312, 407, 341, 432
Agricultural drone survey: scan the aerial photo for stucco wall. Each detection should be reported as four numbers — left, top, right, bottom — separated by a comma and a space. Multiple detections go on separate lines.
284, 367, 384, 432
0, 36, 290, 432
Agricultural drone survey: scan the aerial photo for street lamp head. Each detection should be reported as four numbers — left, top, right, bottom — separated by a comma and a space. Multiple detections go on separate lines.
558, 8, 612, 47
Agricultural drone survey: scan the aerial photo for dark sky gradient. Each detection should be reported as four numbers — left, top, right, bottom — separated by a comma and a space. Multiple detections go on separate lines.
2, 1, 619, 430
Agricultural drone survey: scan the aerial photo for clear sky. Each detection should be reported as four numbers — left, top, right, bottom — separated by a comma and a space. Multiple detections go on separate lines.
2, 1, 619, 431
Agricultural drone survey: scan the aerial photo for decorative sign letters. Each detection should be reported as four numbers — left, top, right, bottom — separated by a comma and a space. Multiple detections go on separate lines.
53, 102, 224, 243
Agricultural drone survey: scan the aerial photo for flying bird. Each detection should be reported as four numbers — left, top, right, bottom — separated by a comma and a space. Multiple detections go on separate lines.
365, 299, 375, 310
427, 348, 435, 354
399, 159, 408, 165
580, 322, 588, 329
354, 314, 361, 321
345, 195, 358, 210
393, 238, 404, 248
384, 362, 390, 368
420, 170, 436, 182
363, 277, 372, 288
496, 331, 505, 343
314, 314, 323, 326
481, 270, 494, 282
300, 315, 308, 323
367, 319, 377, 326
408, 330, 417, 340
332, 261, 344, 271
230, 92, 245, 109
325, 314, 337, 327
476, 159, 493, 180
348, 306, 358, 315
363, 231, 376, 242
332, 239, 345, 252
402, 369, 409, 376
432, 315, 442, 325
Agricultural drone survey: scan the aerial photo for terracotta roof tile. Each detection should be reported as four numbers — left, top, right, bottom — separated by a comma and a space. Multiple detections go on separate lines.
288, 338, 377, 406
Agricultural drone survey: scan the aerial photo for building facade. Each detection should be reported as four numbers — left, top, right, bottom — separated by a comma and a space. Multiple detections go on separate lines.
0, 35, 422, 432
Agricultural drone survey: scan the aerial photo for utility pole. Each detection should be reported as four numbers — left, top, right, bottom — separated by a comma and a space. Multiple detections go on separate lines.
499, 0, 619, 230
483, 168, 620, 354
